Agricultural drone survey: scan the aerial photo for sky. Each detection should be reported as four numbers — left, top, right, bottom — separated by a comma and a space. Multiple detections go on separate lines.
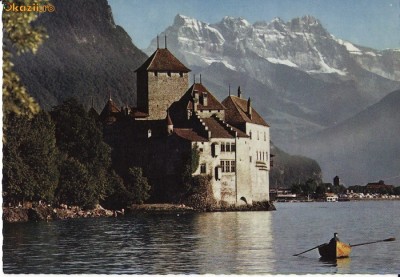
108, 0, 400, 50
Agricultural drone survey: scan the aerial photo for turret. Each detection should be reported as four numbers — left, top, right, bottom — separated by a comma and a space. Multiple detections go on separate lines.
238, 86, 242, 98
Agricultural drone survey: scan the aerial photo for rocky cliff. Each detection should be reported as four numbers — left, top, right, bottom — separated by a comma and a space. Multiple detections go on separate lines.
9, 0, 148, 112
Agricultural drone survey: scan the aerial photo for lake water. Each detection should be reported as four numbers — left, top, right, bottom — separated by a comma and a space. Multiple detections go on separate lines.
3, 201, 400, 274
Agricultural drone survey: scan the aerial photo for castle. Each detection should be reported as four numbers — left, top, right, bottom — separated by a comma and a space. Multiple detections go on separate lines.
96, 43, 271, 206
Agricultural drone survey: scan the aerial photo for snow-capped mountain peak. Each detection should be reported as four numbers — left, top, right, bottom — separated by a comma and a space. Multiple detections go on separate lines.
146, 14, 400, 82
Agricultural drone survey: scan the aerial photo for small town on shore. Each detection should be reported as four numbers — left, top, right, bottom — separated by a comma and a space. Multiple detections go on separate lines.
271, 177, 400, 202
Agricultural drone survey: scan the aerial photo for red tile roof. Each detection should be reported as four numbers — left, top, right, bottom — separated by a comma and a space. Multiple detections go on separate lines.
135, 48, 190, 72
222, 95, 269, 127
99, 99, 120, 119
131, 109, 148, 118
173, 128, 208, 142
186, 83, 226, 111
202, 116, 248, 138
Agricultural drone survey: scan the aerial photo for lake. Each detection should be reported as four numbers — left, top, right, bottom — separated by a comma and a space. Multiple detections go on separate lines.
3, 201, 400, 274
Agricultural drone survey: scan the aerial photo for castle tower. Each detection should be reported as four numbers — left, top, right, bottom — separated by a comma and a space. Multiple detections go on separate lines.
135, 41, 191, 120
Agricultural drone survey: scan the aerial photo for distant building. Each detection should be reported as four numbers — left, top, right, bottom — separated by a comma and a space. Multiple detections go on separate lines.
325, 193, 338, 202
333, 176, 340, 187
95, 44, 271, 206
365, 180, 394, 194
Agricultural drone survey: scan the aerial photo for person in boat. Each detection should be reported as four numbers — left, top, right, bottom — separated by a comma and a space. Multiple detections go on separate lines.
329, 232, 340, 244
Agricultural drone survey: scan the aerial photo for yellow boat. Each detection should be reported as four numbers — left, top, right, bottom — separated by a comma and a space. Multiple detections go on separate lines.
318, 240, 351, 260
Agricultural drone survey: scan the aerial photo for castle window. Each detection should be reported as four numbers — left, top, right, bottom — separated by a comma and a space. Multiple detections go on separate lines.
257, 131, 259, 140
200, 163, 206, 174
221, 143, 225, 152
167, 71, 171, 77
212, 143, 220, 157
249, 131, 252, 139
264, 132, 266, 141
231, 161, 236, 172
231, 143, 236, 152
221, 160, 235, 173
179, 72, 183, 77
154, 71, 158, 76
250, 156, 252, 163
225, 161, 230, 172
256, 151, 259, 160
226, 142, 231, 152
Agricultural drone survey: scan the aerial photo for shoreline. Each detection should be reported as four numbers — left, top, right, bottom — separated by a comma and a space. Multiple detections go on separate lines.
3, 201, 276, 223
274, 198, 400, 203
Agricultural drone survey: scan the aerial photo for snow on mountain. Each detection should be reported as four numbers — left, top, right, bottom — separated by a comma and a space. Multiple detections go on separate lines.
147, 14, 400, 82
147, 15, 353, 77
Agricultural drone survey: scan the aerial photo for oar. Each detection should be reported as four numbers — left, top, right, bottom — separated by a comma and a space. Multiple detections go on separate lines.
350, 237, 395, 247
293, 243, 327, 256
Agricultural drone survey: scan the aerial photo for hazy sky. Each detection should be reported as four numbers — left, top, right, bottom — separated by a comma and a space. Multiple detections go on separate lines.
108, 0, 400, 50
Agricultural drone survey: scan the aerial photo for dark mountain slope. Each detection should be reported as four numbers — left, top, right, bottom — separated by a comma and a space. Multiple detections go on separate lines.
10, 0, 148, 111
292, 89, 400, 185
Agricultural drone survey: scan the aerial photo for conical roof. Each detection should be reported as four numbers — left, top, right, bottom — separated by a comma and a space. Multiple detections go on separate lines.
99, 98, 120, 123
135, 48, 190, 72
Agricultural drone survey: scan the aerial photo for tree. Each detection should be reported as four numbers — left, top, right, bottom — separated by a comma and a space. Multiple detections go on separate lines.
22, 111, 59, 202
315, 183, 327, 196
126, 167, 151, 204
180, 144, 200, 194
2, 0, 48, 117
3, 112, 59, 204
50, 98, 111, 166
2, 114, 30, 204
56, 157, 97, 209
290, 184, 302, 194
50, 98, 114, 208
101, 170, 129, 210
301, 178, 318, 197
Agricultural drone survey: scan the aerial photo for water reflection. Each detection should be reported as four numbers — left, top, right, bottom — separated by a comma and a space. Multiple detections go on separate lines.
319, 257, 351, 274
193, 212, 275, 274
4, 201, 400, 274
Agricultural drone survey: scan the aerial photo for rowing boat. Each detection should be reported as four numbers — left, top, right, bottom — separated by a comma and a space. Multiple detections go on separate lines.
318, 240, 351, 259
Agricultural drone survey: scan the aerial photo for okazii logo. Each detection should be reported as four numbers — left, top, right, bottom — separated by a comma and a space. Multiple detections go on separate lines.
2, 0, 55, 12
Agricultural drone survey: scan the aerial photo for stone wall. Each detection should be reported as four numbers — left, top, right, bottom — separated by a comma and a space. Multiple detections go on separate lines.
147, 72, 189, 120
246, 122, 270, 201
193, 137, 254, 207
235, 136, 253, 205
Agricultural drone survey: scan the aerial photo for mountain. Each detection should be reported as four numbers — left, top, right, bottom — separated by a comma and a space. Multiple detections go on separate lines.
270, 142, 322, 189
145, 15, 400, 147
9, 0, 148, 112
291, 89, 400, 185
